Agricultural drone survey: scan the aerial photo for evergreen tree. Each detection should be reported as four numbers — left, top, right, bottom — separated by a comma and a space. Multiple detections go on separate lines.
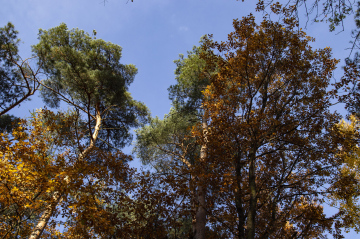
25, 23, 149, 239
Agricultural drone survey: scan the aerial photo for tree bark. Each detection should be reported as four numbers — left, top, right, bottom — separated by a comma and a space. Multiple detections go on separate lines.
235, 158, 246, 239
195, 119, 208, 239
246, 151, 257, 239
190, 177, 196, 238
28, 192, 62, 239
195, 183, 206, 239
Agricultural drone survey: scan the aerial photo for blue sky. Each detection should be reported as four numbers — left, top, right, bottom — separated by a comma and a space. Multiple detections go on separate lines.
1, 0, 353, 119
1, 0, 358, 236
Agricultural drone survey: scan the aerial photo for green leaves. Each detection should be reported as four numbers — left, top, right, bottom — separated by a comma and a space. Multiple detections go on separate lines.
0, 114, 20, 133
33, 23, 137, 109
0, 23, 40, 116
0, 23, 151, 238
33, 23, 149, 150
134, 107, 198, 171
170, 39, 211, 115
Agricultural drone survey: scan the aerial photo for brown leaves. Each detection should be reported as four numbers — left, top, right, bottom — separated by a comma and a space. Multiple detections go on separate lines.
193, 10, 343, 238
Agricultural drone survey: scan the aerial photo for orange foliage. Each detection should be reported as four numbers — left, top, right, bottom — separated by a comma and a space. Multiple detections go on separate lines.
193, 9, 344, 238
0, 110, 134, 238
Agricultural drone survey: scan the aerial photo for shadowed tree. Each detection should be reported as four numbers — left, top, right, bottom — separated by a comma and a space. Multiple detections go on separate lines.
196, 9, 344, 238
0, 22, 41, 132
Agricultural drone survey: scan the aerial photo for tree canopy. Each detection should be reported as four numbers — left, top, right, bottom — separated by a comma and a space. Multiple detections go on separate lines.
0, 23, 151, 239
32, 23, 149, 150
197, 12, 343, 238
2, 2, 360, 239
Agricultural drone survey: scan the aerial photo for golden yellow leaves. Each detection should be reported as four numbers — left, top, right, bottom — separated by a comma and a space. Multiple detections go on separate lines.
0, 110, 85, 238
0, 108, 150, 238
1, 116, 60, 205
327, 115, 360, 232
334, 116, 360, 174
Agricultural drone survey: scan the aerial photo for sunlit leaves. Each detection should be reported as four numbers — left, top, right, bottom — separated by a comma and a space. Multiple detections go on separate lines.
329, 115, 360, 232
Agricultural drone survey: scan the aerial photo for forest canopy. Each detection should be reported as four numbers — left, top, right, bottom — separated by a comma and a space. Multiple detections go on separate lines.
1, 1, 360, 239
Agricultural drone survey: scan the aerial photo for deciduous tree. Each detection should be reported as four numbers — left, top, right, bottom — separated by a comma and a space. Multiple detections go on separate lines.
328, 115, 360, 233
0, 109, 140, 238
197, 10, 343, 238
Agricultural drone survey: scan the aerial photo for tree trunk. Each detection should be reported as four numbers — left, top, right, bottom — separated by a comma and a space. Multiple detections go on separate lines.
245, 151, 257, 239
195, 183, 206, 239
29, 104, 102, 239
195, 119, 208, 239
235, 158, 245, 239
28, 192, 62, 239
191, 177, 196, 238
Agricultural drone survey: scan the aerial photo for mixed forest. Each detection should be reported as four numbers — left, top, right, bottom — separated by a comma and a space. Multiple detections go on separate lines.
2, 1, 360, 238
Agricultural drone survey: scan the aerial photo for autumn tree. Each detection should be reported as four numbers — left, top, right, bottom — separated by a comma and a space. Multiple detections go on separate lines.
0, 109, 145, 238
0, 114, 51, 238
0, 110, 81, 238
196, 9, 344, 238
0, 111, 178, 238
257, 2, 360, 234
329, 30, 360, 232
326, 115, 360, 233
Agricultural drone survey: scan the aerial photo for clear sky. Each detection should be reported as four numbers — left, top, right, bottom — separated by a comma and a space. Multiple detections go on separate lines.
1, 0, 358, 237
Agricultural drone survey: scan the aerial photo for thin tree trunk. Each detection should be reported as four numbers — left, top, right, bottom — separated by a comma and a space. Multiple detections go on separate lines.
28, 192, 62, 239
246, 151, 257, 239
235, 158, 245, 239
195, 183, 206, 239
190, 177, 196, 239
195, 119, 208, 239
29, 104, 102, 239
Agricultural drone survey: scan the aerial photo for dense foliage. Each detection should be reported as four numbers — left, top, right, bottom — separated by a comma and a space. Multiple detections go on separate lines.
2, 2, 360, 239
